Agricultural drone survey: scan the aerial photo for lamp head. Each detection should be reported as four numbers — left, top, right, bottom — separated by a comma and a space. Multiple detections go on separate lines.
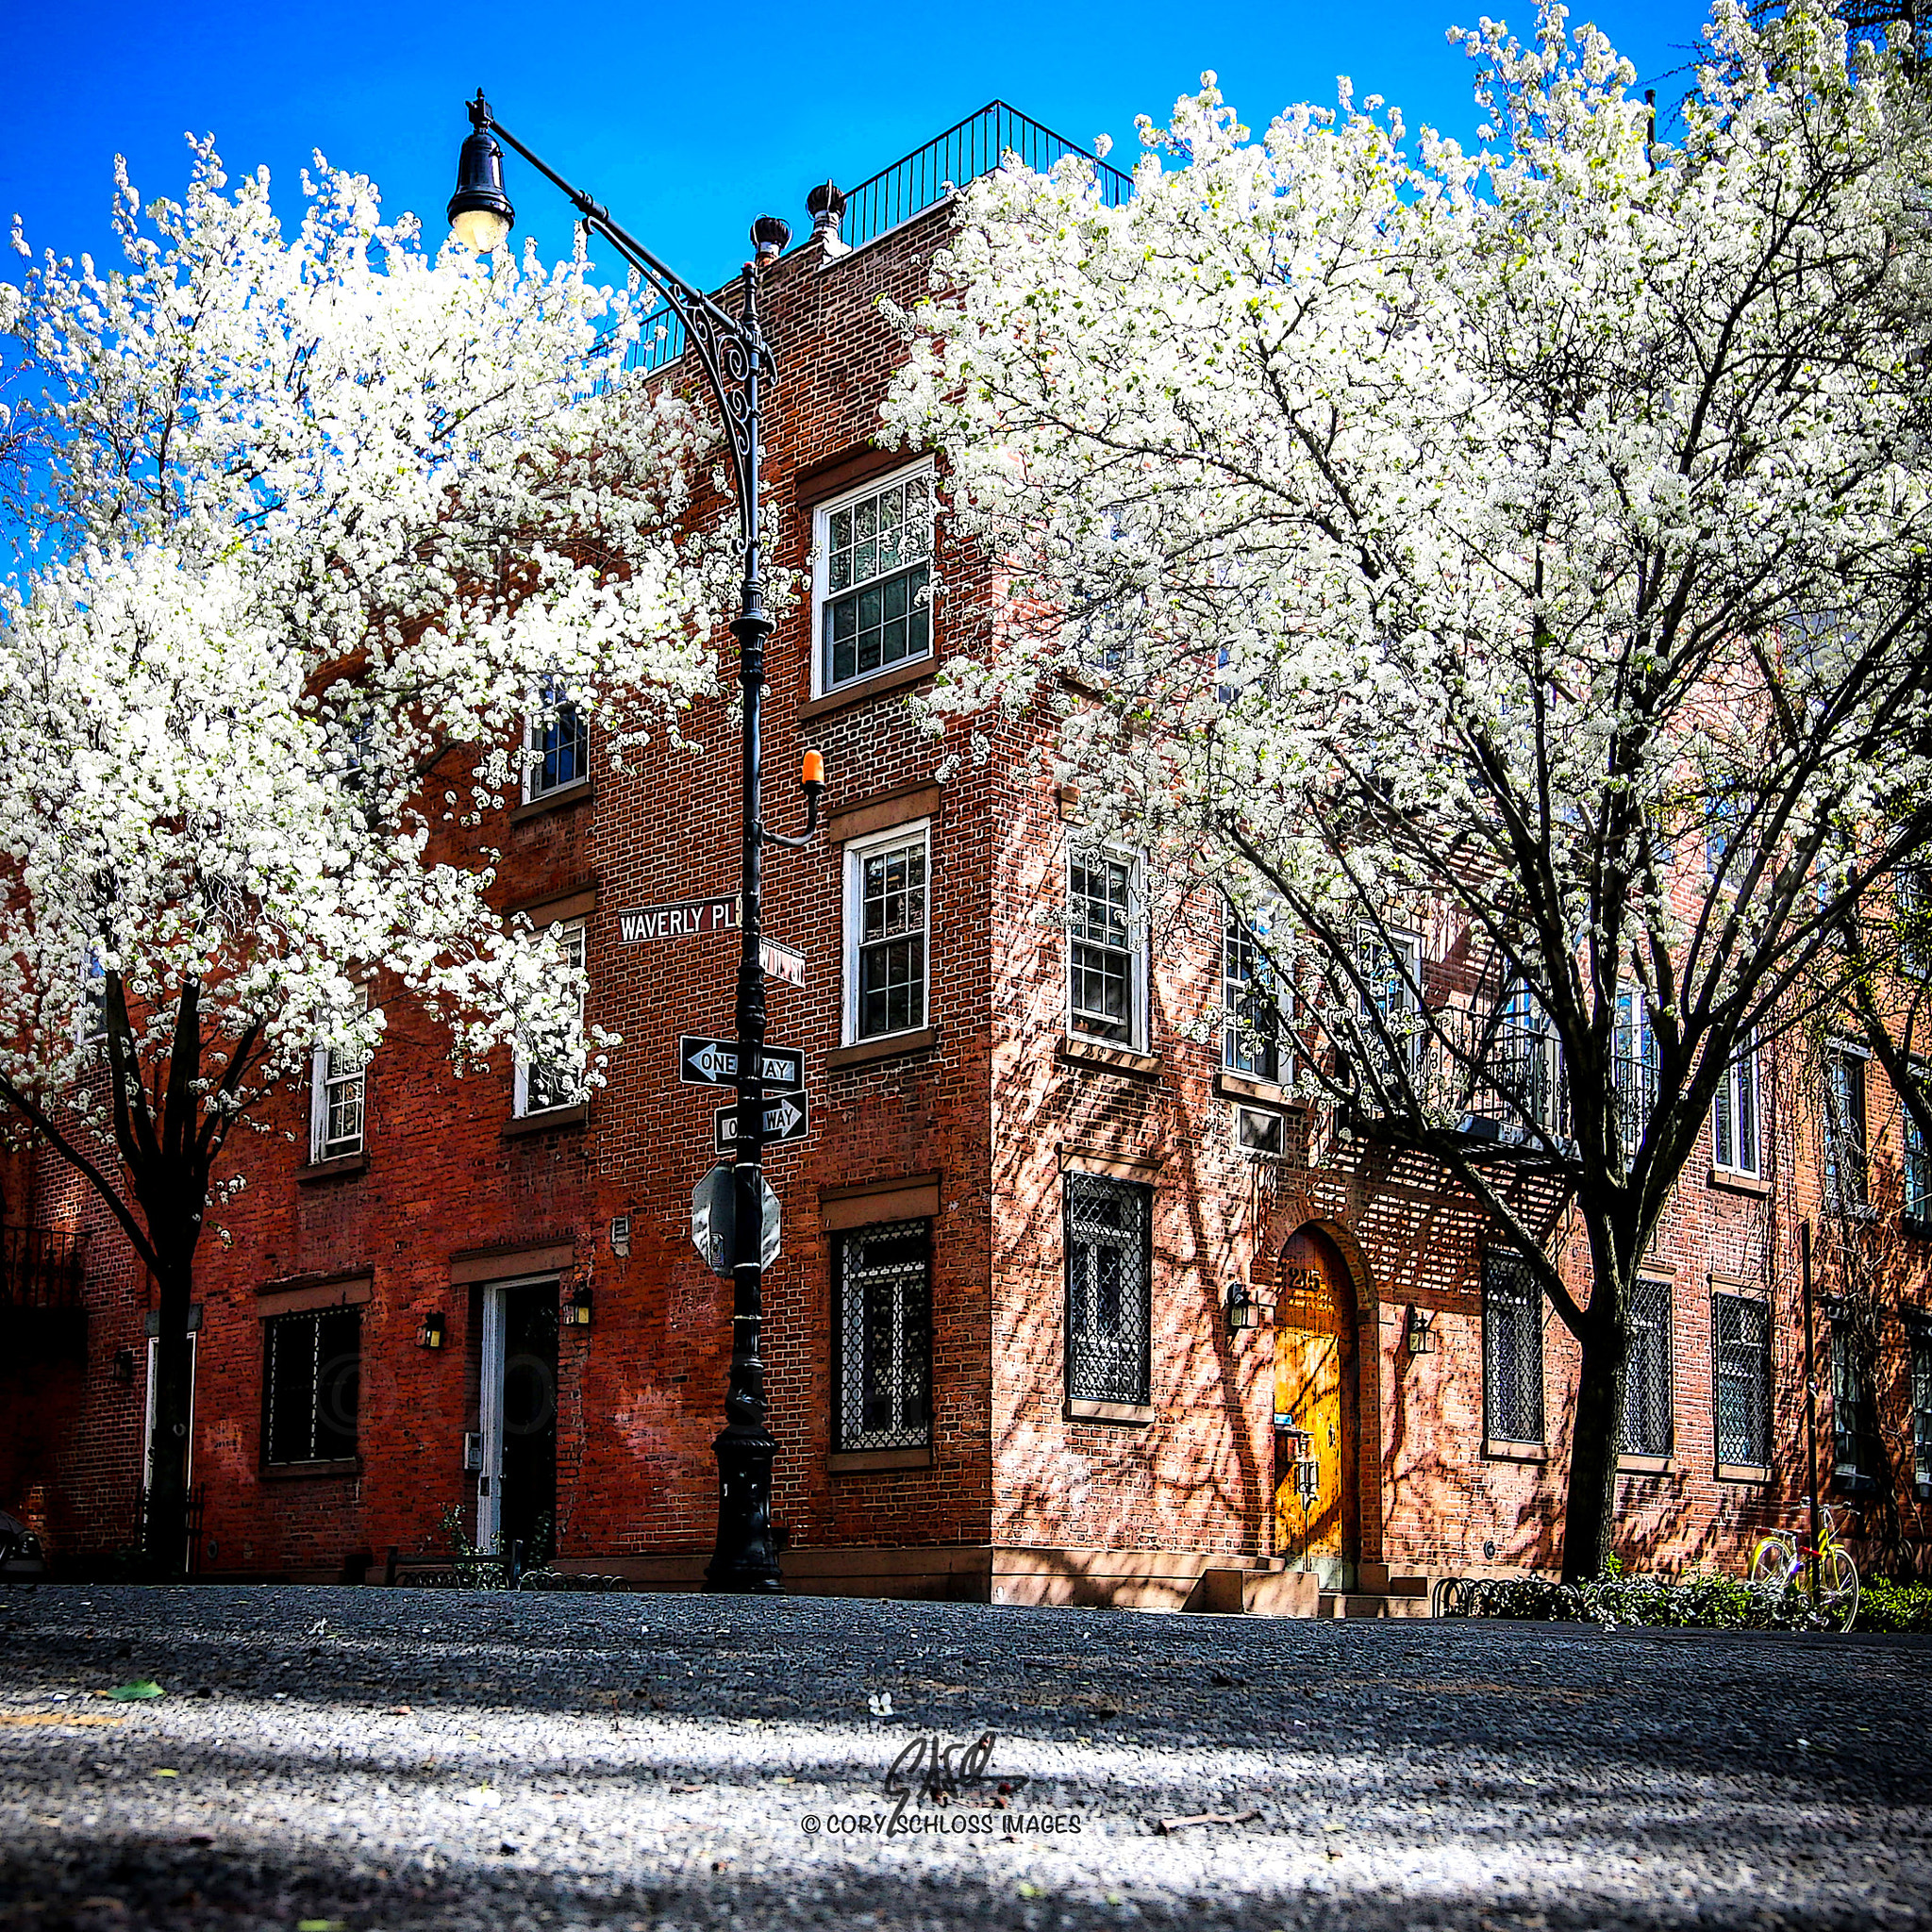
800, 748, 824, 791
449, 91, 515, 251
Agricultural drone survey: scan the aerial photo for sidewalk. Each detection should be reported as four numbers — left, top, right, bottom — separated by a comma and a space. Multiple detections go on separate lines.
1, 1585, 1924, 1929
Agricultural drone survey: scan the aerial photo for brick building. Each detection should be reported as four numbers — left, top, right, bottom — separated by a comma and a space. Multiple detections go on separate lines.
6, 105, 1931, 1607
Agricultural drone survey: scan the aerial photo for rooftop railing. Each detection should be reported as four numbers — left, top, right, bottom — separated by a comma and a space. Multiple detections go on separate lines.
625, 101, 1132, 377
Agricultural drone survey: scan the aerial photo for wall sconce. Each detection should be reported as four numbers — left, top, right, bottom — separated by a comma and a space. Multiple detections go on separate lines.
565, 1282, 593, 1328
1224, 1281, 1273, 1335
417, 1311, 446, 1351
1405, 1305, 1438, 1356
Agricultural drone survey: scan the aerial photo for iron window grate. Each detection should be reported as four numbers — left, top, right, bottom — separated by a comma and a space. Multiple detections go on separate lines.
1713, 1292, 1771, 1467
835, 1221, 932, 1451
263, 1306, 359, 1465
1483, 1248, 1543, 1442
1621, 1274, 1674, 1456
1064, 1172, 1152, 1406
1911, 1331, 1932, 1491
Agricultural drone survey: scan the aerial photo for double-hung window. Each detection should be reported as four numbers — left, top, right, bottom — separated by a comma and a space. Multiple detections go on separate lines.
77, 943, 108, 1050
815, 464, 933, 695
263, 1306, 359, 1466
843, 824, 929, 1044
1483, 1248, 1543, 1443
514, 921, 587, 1117
833, 1220, 932, 1451
1223, 901, 1279, 1081
1830, 1315, 1875, 1486
1899, 866, 1929, 978
1613, 986, 1658, 1154
1357, 924, 1423, 1086
1493, 982, 1565, 1140
1620, 1275, 1674, 1457
309, 989, 370, 1163
1822, 1044, 1868, 1213
525, 679, 589, 802
1711, 1036, 1761, 1179
1907, 1076, 1932, 1226
1713, 1292, 1772, 1469
1068, 849, 1146, 1050
1910, 1324, 1932, 1499
1064, 1172, 1152, 1406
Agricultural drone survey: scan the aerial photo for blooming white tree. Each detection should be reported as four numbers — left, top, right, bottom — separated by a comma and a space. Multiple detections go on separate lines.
0, 143, 721, 1572
887, 2, 1932, 1578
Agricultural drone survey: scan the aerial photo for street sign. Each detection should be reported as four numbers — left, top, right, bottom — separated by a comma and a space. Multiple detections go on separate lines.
677, 1035, 805, 1091
712, 1091, 810, 1156
690, 1166, 781, 1276
760, 938, 806, 988
617, 895, 740, 943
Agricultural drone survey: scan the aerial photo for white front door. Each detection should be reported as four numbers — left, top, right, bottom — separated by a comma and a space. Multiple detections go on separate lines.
476, 1285, 506, 1555
142, 1333, 197, 1491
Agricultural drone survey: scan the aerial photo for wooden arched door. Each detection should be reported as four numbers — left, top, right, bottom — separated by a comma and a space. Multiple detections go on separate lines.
1273, 1226, 1359, 1583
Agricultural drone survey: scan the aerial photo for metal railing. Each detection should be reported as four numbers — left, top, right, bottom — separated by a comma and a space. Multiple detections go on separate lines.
0, 1226, 88, 1309
624, 102, 1132, 377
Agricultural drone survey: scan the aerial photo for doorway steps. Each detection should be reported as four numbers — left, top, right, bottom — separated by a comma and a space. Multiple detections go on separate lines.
1191, 1560, 1434, 1618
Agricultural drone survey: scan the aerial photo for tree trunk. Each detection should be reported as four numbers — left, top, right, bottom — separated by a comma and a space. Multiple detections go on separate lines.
143, 1243, 196, 1580
1559, 1221, 1633, 1585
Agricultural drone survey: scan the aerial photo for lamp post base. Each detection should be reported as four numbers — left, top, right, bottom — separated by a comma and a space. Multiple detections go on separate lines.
704, 1420, 783, 1592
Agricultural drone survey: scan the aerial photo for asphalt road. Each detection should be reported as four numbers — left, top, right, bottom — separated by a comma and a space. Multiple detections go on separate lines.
0, 1586, 1925, 1930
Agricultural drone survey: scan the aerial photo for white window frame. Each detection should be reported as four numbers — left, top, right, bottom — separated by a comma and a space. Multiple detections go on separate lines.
1711, 1033, 1761, 1179
1066, 845, 1149, 1053
513, 921, 588, 1117
77, 942, 108, 1050
1233, 1103, 1285, 1158
1613, 983, 1659, 1149
522, 679, 590, 805
810, 458, 936, 700
1223, 899, 1281, 1084
1356, 924, 1424, 1081
841, 820, 931, 1047
309, 987, 370, 1164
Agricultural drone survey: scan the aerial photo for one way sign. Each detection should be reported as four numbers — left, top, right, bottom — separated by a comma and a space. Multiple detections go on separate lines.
713, 1091, 810, 1156
677, 1035, 805, 1091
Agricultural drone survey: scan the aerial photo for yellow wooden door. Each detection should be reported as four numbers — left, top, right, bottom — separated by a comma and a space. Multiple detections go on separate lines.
1273, 1229, 1357, 1566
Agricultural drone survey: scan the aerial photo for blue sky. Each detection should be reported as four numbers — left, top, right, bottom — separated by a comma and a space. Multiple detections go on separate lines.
1, 0, 1701, 297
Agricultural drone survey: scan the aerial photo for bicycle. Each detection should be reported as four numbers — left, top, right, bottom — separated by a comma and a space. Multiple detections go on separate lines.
1748, 1507, 1860, 1632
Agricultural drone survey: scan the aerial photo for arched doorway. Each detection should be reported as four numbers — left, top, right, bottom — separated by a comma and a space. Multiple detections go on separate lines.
1274, 1225, 1359, 1590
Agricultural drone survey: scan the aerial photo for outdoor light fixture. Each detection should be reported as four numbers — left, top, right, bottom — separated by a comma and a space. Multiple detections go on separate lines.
1404, 1305, 1438, 1357
417, 1311, 446, 1351
1224, 1280, 1272, 1335
566, 1282, 593, 1328
447, 93, 515, 251
448, 90, 817, 1593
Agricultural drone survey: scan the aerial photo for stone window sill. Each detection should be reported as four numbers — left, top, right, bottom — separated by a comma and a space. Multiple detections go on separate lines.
1717, 1462, 1773, 1484
509, 782, 592, 826
262, 1457, 362, 1481
825, 1026, 938, 1072
799, 656, 935, 723
1483, 1438, 1548, 1463
1617, 1453, 1673, 1474
1708, 1166, 1772, 1197
1214, 1070, 1293, 1108
827, 1445, 932, 1474
502, 1103, 589, 1141
295, 1152, 369, 1185
1066, 1399, 1155, 1425
1057, 1036, 1161, 1080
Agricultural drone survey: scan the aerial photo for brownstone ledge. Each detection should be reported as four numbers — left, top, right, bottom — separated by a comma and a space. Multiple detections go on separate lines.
825, 1026, 938, 1072
826, 1446, 933, 1474
1483, 1438, 1549, 1463
1057, 1036, 1162, 1080
261, 1457, 362, 1481
1065, 1399, 1156, 1425
501, 1103, 589, 1140
294, 1152, 369, 1185
798, 655, 935, 723
1707, 1166, 1773, 1197
508, 782, 592, 825
1717, 1462, 1773, 1484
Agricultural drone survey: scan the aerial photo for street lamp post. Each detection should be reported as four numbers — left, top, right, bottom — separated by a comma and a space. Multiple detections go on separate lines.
450, 93, 821, 1592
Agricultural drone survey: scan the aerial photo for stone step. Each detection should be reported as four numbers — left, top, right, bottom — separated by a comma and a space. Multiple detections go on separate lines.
1191, 1568, 1434, 1617
1316, 1589, 1435, 1619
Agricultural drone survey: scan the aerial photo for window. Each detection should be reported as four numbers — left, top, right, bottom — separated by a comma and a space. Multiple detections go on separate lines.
1899, 866, 1929, 978
1234, 1105, 1284, 1158
308, 990, 369, 1163
1713, 1293, 1772, 1468
77, 943, 108, 1048
834, 1220, 932, 1451
815, 465, 932, 694
1613, 986, 1658, 1152
843, 824, 928, 1043
1909, 1326, 1932, 1498
1064, 1172, 1152, 1406
1621, 1275, 1674, 1457
1823, 1045, 1868, 1213
1830, 1316, 1874, 1485
514, 922, 587, 1117
1223, 903, 1279, 1081
262, 1306, 359, 1465
1357, 924, 1423, 1083
1492, 982, 1566, 1140
1907, 1080, 1932, 1225
1483, 1248, 1543, 1443
1711, 1036, 1760, 1178
524, 679, 589, 802
1068, 849, 1146, 1049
